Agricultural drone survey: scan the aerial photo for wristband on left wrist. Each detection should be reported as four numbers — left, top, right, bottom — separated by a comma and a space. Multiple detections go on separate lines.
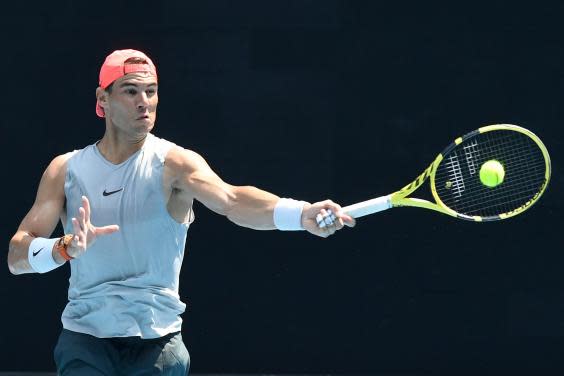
28, 237, 61, 274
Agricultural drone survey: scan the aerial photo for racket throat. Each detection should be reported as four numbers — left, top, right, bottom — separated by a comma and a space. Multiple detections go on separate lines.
393, 197, 455, 216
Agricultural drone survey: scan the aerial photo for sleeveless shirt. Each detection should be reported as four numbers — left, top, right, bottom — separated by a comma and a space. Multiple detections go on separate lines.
61, 133, 191, 339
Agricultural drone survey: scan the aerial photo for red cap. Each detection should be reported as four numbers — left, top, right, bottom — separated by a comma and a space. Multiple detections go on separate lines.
96, 49, 157, 118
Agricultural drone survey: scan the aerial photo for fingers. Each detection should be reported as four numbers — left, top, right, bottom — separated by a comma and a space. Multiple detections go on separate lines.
311, 208, 339, 238
96, 225, 120, 235
71, 217, 81, 236
321, 210, 338, 236
79, 206, 87, 232
316, 208, 337, 229
71, 198, 88, 233
68, 200, 88, 253
342, 214, 356, 227
318, 200, 354, 225
82, 196, 91, 223
71, 216, 86, 251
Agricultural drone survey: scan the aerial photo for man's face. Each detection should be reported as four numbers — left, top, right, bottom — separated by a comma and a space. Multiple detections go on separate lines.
103, 72, 158, 137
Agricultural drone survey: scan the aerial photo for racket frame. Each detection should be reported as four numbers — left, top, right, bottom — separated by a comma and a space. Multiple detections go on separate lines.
342, 124, 551, 222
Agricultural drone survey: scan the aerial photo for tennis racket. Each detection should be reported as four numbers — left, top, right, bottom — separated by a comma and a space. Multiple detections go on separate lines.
318, 124, 551, 225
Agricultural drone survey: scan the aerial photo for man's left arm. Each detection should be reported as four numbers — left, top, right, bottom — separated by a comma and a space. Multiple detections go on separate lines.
165, 147, 354, 237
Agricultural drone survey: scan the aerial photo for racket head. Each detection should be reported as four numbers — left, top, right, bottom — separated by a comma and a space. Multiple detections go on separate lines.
430, 124, 551, 221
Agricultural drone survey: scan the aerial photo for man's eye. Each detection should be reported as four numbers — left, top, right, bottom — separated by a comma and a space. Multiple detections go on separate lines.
126, 89, 137, 95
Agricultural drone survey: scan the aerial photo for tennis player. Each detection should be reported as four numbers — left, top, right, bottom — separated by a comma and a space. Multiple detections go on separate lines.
7, 49, 354, 375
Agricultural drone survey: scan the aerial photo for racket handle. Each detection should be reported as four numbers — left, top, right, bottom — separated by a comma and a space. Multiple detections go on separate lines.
342, 195, 392, 218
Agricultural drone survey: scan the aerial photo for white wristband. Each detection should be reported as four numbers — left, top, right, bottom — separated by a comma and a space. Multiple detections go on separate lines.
28, 237, 61, 274
273, 198, 307, 231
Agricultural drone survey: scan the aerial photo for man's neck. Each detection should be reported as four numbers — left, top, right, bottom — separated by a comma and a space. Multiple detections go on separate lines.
97, 133, 148, 165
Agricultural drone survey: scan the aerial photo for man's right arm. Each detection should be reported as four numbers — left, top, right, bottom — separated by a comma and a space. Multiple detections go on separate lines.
8, 154, 70, 275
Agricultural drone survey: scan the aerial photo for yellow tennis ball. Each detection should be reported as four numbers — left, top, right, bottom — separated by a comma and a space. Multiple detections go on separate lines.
479, 160, 505, 187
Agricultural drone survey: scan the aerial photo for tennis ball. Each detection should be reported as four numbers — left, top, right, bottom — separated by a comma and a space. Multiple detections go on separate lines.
479, 160, 505, 187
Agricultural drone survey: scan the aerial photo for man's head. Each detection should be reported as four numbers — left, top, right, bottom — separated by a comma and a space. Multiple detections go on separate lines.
95, 49, 157, 118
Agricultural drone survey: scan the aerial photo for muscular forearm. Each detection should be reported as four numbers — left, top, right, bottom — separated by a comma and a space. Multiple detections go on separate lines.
222, 187, 353, 237
224, 186, 299, 230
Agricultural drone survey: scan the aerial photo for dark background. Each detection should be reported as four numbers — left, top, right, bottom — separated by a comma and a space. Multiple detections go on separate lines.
1, 1, 563, 374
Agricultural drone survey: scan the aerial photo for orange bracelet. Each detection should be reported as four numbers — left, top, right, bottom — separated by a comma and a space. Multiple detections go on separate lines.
56, 234, 75, 261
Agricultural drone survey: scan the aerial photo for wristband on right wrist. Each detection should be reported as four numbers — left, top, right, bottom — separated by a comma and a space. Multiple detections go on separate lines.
273, 198, 307, 231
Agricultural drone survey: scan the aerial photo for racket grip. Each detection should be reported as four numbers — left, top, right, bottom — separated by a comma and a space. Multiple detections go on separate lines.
342, 195, 392, 218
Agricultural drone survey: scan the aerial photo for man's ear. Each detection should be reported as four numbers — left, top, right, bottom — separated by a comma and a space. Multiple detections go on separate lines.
96, 87, 108, 111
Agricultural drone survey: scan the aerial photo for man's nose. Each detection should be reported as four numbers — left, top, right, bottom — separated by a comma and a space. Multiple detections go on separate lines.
137, 92, 150, 109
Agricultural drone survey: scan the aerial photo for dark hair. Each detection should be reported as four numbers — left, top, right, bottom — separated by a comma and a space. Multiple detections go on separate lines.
104, 57, 150, 94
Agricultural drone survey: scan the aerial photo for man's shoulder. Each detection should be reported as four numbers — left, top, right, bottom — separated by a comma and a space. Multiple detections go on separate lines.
59, 145, 92, 164
44, 152, 76, 182
166, 143, 205, 158
51, 150, 77, 167
49, 143, 95, 174
164, 145, 208, 174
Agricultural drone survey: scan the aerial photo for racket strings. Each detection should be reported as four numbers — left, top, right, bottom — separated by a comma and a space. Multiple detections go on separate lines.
440, 136, 544, 216
444, 148, 543, 215
433, 130, 548, 218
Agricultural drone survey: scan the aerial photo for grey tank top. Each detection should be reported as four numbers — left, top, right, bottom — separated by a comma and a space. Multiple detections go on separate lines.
61, 134, 191, 338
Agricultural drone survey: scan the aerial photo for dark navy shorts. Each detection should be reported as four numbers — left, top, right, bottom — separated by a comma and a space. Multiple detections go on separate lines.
54, 329, 190, 375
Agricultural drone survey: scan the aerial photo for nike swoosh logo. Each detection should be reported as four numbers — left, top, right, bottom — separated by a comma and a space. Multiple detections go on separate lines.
103, 188, 124, 196
33, 247, 44, 257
